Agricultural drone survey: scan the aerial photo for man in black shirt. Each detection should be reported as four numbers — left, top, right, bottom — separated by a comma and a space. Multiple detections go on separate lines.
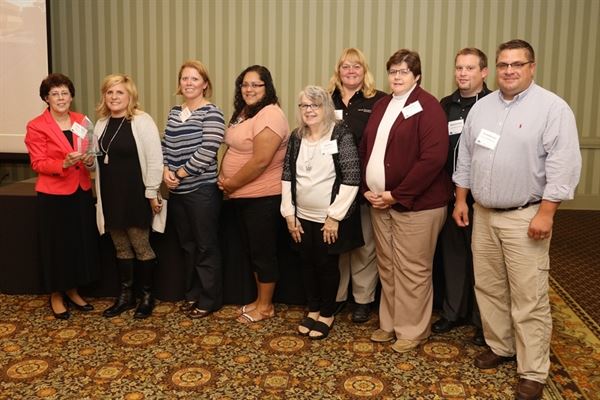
434, 48, 491, 345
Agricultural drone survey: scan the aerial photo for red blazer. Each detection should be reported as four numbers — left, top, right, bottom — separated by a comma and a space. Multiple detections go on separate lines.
25, 109, 92, 195
360, 85, 452, 211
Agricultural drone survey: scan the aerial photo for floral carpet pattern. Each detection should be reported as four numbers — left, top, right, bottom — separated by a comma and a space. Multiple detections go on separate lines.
1, 277, 598, 400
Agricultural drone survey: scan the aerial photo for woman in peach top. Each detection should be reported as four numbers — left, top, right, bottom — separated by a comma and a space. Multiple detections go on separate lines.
218, 65, 290, 323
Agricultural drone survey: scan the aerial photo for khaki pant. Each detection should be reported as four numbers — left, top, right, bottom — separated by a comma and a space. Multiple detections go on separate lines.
370, 206, 446, 340
472, 203, 551, 383
336, 204, 379, 304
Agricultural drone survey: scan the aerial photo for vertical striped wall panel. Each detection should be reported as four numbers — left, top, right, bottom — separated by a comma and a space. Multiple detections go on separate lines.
49, 0, 600, 209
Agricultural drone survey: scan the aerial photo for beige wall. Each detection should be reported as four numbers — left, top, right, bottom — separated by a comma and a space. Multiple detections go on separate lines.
49, 0, 600, 209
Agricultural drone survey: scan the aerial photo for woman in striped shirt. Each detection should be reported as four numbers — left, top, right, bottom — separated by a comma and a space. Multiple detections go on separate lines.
162, 60, 226, 319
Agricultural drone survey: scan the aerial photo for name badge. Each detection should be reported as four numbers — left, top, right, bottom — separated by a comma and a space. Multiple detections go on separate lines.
334, 109, 344, 120
71, 122, 87, 139
402, 100, 423, 119
180, 107, 191, 123
448, 119, 464, 135
321, 140, 338, 155
475, 129, 500, 150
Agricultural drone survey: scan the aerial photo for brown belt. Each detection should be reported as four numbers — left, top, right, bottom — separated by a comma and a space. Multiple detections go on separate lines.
492, 200, 542, 212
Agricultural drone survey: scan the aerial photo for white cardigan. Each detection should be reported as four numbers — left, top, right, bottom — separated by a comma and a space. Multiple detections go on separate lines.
93, 111, 163, 235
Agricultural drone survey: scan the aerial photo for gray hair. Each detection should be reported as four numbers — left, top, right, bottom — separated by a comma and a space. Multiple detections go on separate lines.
295, 85, 337, 138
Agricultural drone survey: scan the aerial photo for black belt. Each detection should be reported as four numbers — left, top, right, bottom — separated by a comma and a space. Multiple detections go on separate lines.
492, 200, 541, 212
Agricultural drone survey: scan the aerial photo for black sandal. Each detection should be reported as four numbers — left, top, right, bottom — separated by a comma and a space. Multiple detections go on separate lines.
298, 316, 317, 336
309, 320, 334, 340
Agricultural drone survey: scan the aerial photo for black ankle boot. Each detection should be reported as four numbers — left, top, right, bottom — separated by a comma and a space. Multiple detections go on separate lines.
134, 259, 156, 319
103, 259, 136, 318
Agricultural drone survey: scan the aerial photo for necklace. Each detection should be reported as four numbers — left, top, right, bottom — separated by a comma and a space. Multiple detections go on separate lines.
303, 139, 319, 172
99, 117, 125, 164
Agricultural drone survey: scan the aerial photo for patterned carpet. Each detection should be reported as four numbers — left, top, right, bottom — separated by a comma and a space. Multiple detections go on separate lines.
1, 210, 599, 399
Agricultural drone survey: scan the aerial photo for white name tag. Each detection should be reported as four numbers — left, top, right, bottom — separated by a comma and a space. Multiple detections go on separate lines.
402, 100, 423, 119
321, 140, 338, 155
475, 129, 500, 150
180, 107, 191, 123
448, 119, 464, 135
71, 122, 87, 139
334, 109, 344, 120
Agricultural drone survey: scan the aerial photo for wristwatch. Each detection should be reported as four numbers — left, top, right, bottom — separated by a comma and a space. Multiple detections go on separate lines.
175, 170, 185, 180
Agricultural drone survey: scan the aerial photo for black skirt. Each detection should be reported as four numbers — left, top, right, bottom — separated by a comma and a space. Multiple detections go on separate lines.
37, 188, 98, 292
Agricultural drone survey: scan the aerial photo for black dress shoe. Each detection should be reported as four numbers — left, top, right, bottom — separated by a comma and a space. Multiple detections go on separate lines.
188, 307, 212, 319
50, 299, 70, 320
431, 317, 458, 333
64, 295, 94, 312
351, 303, 371, 323
471, 328, 486, 346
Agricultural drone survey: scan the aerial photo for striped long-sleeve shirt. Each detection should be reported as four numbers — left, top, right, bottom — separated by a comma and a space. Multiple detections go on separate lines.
162, 104, 225, 194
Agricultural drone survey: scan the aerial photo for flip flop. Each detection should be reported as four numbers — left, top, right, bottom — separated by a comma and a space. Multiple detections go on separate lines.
298, 316, 317, 336
238, 309, 275, 324
309, 320, 334, 340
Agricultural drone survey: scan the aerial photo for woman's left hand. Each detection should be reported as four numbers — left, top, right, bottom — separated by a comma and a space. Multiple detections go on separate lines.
321, 217, 339, 244
81, 153, 95, 168
149, 197, 162, 215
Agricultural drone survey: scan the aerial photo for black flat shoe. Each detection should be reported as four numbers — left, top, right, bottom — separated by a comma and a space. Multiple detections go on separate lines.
351, 303, 371, 323
432, 317, 459, 333
50, 299, 70, 320
64, 295, 94, 312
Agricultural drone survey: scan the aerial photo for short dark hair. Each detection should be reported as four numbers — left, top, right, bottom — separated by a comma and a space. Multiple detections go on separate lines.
230, 65, 279, 125
496, 39, 535, 63
39, 73, 75, 102
455, 47, 488, 69
386, 49, 422, 84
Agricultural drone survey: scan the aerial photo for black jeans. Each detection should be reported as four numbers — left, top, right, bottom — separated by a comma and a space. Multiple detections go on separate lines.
297, 218, 340, 317
170, 183, 222, 311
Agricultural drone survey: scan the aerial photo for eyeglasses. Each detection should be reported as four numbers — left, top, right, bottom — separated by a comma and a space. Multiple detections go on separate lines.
388, 68, 411, 77
495, 61, 533, 71
48, 91, 71, 98
240, 82, 265, 89
298, 103, 321, 111
340, 63, 362, 71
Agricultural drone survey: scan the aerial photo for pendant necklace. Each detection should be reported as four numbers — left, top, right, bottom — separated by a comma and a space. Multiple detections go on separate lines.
304, 139, 319, 172
99, 117, 125, 164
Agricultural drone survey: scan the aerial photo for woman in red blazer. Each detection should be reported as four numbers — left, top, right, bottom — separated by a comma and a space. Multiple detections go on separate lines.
25, 73, 98, 320
360, 49, 452, 353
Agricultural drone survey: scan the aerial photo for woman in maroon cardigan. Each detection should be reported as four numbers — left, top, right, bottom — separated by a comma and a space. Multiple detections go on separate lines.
25, 73, 98, 320
360, 49, 452, 353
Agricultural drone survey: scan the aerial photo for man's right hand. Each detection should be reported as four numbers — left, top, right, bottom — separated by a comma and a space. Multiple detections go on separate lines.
453, 201, 470, 227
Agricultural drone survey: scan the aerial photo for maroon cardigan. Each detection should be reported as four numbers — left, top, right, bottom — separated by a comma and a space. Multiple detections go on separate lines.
359, 85, 452, 211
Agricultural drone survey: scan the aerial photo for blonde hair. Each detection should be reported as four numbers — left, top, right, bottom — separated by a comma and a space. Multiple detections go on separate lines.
327, 48, 378, 98
176, 59, 213, 98
96, 74, 140, 120
295, 86, 337, 138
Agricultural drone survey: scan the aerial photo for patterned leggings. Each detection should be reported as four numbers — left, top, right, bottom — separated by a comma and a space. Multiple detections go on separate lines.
109, 227, 155, 261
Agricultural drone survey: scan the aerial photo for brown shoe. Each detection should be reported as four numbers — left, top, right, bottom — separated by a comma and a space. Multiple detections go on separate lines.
370, 329, 395, 343
516, 378, 544, 400
474, 348, 515, 369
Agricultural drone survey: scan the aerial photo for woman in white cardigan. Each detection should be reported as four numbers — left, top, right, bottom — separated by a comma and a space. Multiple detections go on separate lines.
93, 74, 163, 319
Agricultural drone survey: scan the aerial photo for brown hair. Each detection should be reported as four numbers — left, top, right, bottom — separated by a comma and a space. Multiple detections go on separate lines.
455, 47, 488, 69
496, 39, 535, 63
176, 60, 213, 98
39, 73, 75, 102
386, 49, 422, 84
